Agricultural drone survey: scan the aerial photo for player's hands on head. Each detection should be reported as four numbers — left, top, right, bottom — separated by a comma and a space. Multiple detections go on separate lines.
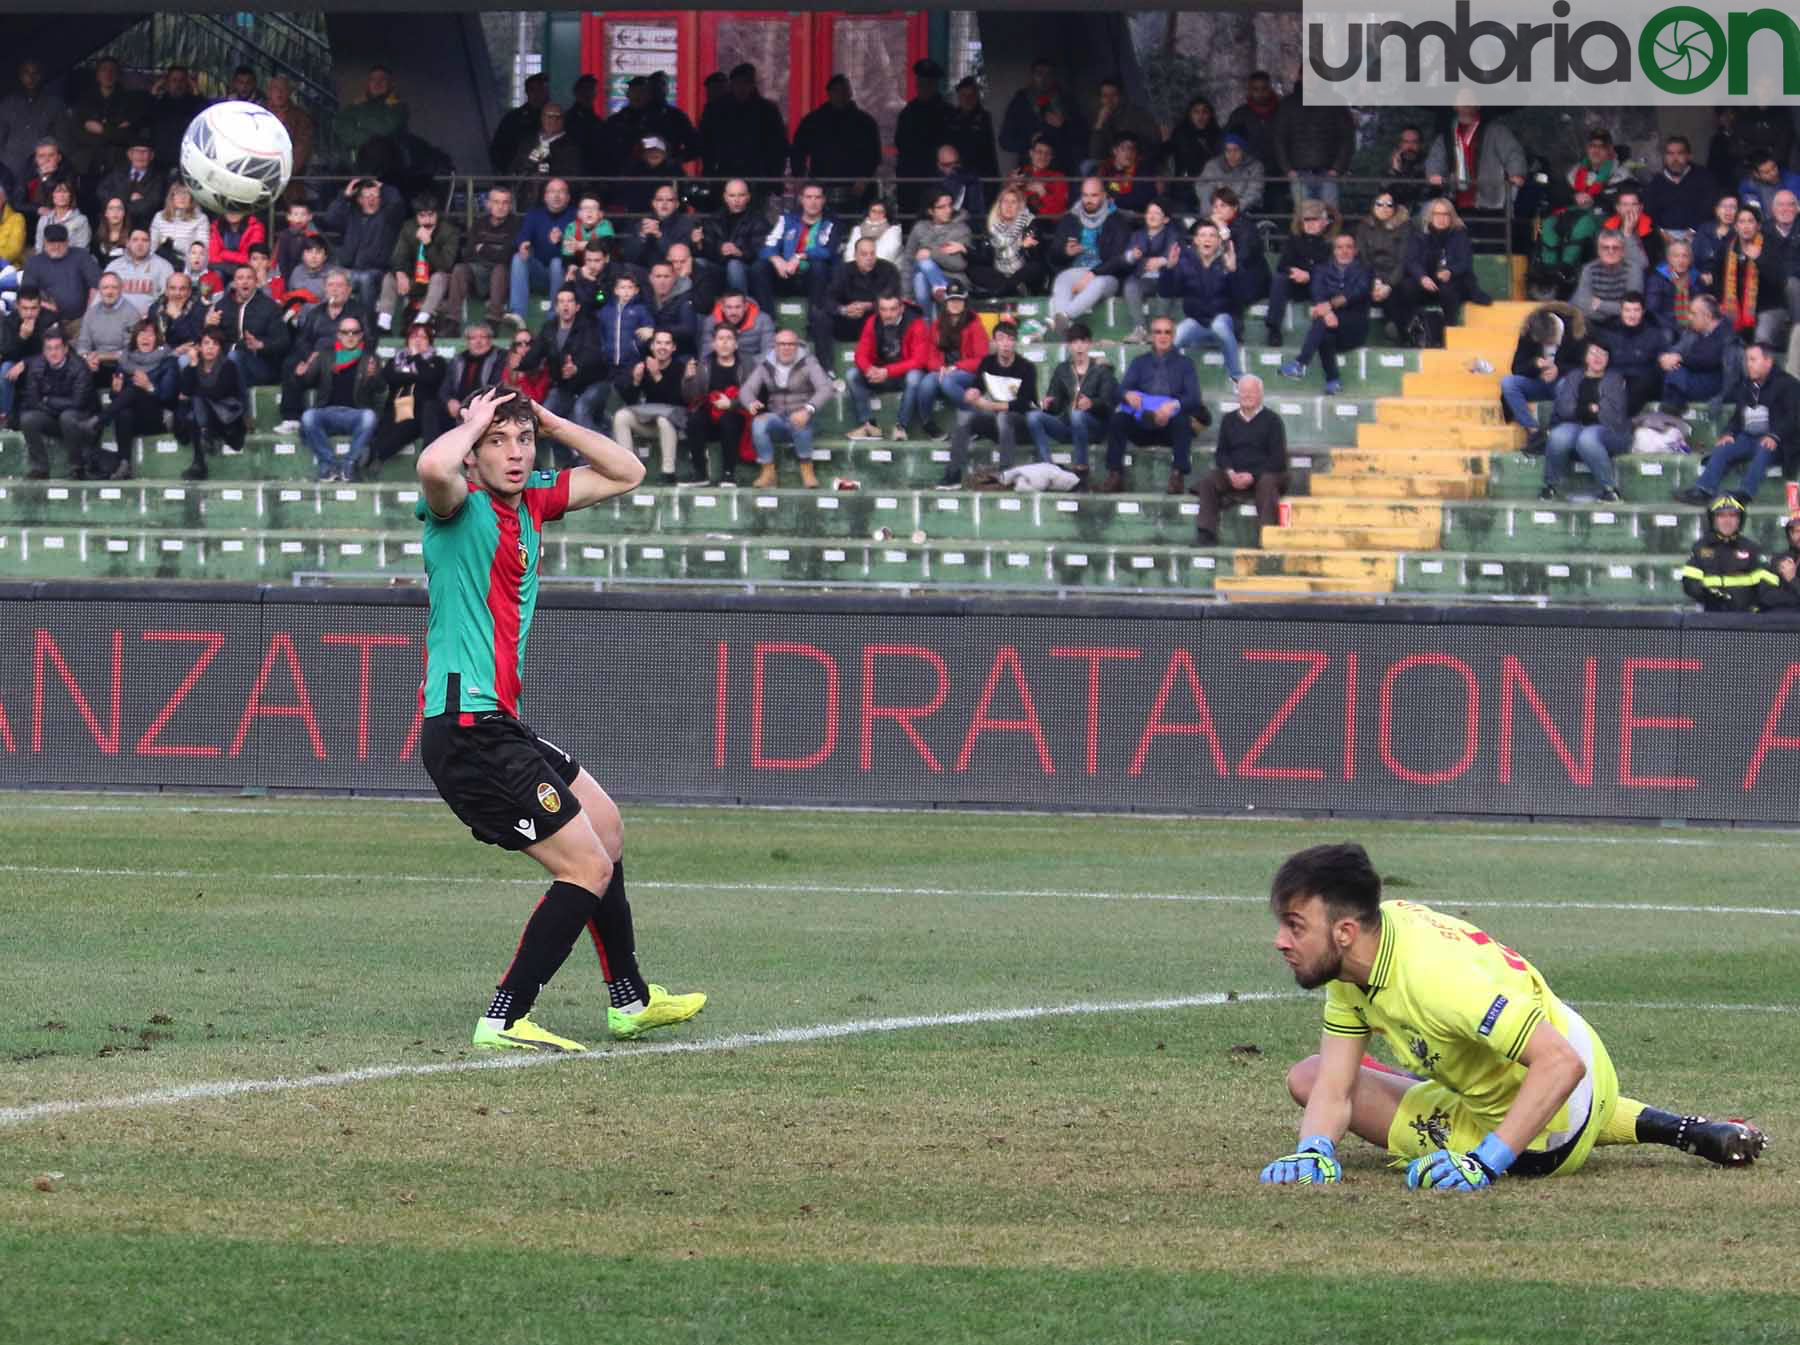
460, 385, 513, 432
1259, 1135, 1341, 1186
1405, 1134, 1514, 1192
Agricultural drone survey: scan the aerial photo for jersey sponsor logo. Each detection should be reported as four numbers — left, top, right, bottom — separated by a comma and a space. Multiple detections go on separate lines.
518, 538, 529, 568
514, 817, 537, 840
1408, 1035, 1441, 1072
537, 781, 562, 814
1478, 994, 1508, 1037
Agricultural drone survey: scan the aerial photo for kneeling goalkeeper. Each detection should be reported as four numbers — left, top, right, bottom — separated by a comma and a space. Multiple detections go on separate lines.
1260, 843, 1766, 1190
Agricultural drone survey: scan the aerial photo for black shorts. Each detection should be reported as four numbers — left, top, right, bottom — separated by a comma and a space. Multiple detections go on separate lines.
420, 711, 584, 851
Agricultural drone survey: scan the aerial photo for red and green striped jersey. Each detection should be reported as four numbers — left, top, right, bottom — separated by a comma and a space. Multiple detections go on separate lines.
417, 470, 571, 718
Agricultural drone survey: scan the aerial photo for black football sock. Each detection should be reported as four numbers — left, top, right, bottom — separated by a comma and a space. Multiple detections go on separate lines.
493, 880, 596, 1024
1635, 1106, 1688, 1147
586, 859, 649, 1012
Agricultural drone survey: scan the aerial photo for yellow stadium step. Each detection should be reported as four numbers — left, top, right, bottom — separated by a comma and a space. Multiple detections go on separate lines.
1325, 447, 1490, 477
1233, 549, 1400, 584
1283, 499, 1443, 528
1403, 370, 1505, 399
1213, 574, 1382, 596
1460, 301, 1536, 326
1446, 324, 1520, 354
1309, 473, 1484, 500
1418, 347, 1511, 376
1267, 525, 1443, 551
1354, 421, 1521, 454
1374, 398, 1510, 429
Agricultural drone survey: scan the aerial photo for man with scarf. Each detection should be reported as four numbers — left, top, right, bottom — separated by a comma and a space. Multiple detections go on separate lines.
1676, 340, 1800, 505
1280, 233, 1372, 395
749, 183, 838, 320
1049, 177, 1130, 334
297, 310, 382, 482
1715, 205, 1788, 347
1423, 94, 1525, 219
1647, 238, 1700, 335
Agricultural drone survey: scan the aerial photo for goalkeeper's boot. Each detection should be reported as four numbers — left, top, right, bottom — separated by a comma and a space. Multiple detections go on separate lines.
608, 985, 707, 1041
1676, 1116, 1769, 1167
471, 1014, 588, 1053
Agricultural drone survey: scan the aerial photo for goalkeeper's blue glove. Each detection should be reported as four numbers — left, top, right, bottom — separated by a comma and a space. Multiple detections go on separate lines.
1406, 1133, 1516, 1191
1259, 1135, 1342, 1185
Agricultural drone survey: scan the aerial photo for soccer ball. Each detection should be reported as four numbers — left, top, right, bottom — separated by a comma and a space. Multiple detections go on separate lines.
179, 101, 294, 216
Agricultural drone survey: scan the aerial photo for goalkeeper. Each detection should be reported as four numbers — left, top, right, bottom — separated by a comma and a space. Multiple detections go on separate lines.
1259, 843, 1767, 1191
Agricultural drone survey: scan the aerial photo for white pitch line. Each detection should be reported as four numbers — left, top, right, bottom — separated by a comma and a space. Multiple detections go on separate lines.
0, 991, 1293, 1128
2, 864, 1798, 921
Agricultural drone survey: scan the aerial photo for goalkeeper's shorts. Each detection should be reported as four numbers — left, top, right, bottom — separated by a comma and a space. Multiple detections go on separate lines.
1385, 1007, 1619, 1179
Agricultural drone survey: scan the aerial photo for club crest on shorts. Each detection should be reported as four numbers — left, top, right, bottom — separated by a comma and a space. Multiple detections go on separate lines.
536, 781, 561, 813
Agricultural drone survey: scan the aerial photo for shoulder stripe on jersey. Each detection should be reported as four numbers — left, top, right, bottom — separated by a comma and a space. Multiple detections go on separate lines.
1324, 1021, 1371, 1038
1505, 1006, 1546, 1061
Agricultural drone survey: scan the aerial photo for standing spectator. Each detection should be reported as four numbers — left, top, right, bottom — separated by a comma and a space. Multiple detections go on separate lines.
945, 77, 1000, 186
1715, 204, 1788, 347
740, 326, 832, 488
507, 177, 575, 326
564, 75, 607, 174
1265, 198, 1340, 347
378, 194, 460, 334
1048, 177, 1129, 333
604, 73, 701, 173
1572, 229, 1645, 336
1424, 93, 1526, 218
682, 322, 751, 484
946, 319, 1036, 487
845, 292, 933, 440
69, 57, 146, 181
42, 180, 90, 252
1280, 232, 1372, 395
227, 66, 261, 105
454, 185, 519, 331
750, 183, 838, 317
839, 197, 903, 266
1598, 292, 1668, 413
529, 286, 607, 439
99, 318, 177, 479
1103, 315, 1206, 495
263, 77, 314, 176
508, 103, 583, 194
1381, 124, 1430, 211
1657, 294, 1734, 413
1028, 319, 1117, 477
1354, 191, 1410, 336
1010, 136, 1069, 221
934, 145, 987, 222
1385, 197, 1486, 335
17, 326, 97, 478
1273, 78, 1355, 207
791, 76, 882, 214
272, 200, 319, 281
812, 234, 900, 369
1675, 341, 1800, 505
1086, 77, 1160, 175
1643, 135, 1718, 234
615, 137, 684, 215
1197, 135, 1265, 216
699, 64, 787, 191
89, 196, 130, 267
642, 260, 697, 356
145, 65, 208, 173
94, 137, 164, 231
335, 66, 409, 164
207, 262, 290, 388
104, 227, 172, 317
1538, 338, 1629, 502
611, 328, 690, 484
1501, 301, 1587, 453
150, 181, 207, 268
900, 189, 972, 320
1162, 98, 1222, 192
895, 59, 950, 214
272, 269, 368, 433
1680, 495, 1778, 611
0, 287, 48, 422
298, 309, 382, 481
174, 329, 245, 479
489, 73, 548, 175
1159, 219, 1244, 383
441, 322, 502, 423
0, 60, 69, 191
701, 178, 762, 298
368, 321, 449, 469
1192, 373, 1287, 545
966, 186, 1044, 300
1000, 60, 1083, 171
21, 224, 99, 335
698, 288, 774, 364
914, 280, 988, 435
322, 176, 405, 309
1223, 71, 1284, 189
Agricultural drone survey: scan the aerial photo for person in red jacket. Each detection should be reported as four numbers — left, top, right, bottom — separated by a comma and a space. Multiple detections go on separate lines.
914, 280, 989, 438
846, 293, 934, 440
208, 208, 267, 292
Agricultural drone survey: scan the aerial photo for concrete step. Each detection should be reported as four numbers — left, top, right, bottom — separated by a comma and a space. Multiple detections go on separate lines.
1283, 499, 1443, 528
1213, 574, 1378, 596
1309, 473, 1485, 500
1417, 347, 1511, 377
1403, 370, 1506, 400
1233, 548, 1401, 583
1268, 524, 1443, 551
1374, 397, 1510, 429
1326, 446, 1491, 476
1355, 421, 1521, 453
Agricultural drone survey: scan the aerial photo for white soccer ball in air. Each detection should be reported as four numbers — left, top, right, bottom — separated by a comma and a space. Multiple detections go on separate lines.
180, 100, 294, 215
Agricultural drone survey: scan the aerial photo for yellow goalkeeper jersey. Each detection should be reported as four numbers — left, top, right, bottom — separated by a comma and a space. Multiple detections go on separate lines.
1323, 900, 1572, 1126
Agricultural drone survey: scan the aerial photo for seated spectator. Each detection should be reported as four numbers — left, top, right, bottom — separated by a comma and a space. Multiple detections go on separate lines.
1160, 219, 1244, 384
1760, 513, 1800, 610
0, 61, 69, 199
42, 180, 89, 253
1658, 293, 1734, 412
1103, 315, 1206, 495
946, 319, 1036, 488
750, 183, 838, 317
0, 288, 49, 422
298, 310, 382, 482
273, 270, 368, 433
1208, 187, 1269, 306
1192, 373, 1287, 546
173, 330, 245, 480
1598, 293, 1668, 414
529, 286, 607, 442
1048, 177, 1129, 333
1265, 199, 1340, 346
286, 234, 332, 303
1280, 232, 1372, 395
615, 137, 686, 215
1113, 197, 1179, 342
701, 179, 762, 297
248, 242, 281, 298
91, 197, 131, 268
100, 318, 177, 479
499, 327, 548, 404
1573, 229, 1645, 335
1675, 341, 1800, 504
845, 292, 933, 441
611, 328, 691, 484
1569, 128, 1625, 213
507, 177, 575, 325
1738, 152, 1800, 220
322, 177, 404, 309
934, 144, 986, 222
151, 270, 201, 362
1502, 301, 1587, 452
75, 271, 134, 377
106, 227, 173, 317
0, 184, 24, 268
378, 194, 461, 335
1197, 135, 1264, 217
1028, 320, 1117, 479
208, 264, 290, 388
1765, 190, 1800, 318
1539, 338, 1629, 502
567, 240, 623, 313
628, 182, 691, 271
1101, 133, 1155, 214
21, 224, 99, 336
915, 280, 988, 436
1647, 238, 1700, 334
665, 241, 711, 313
333, 65, 409, 165
594, 272, 653, 373
1643, 135, 1717, 235
1694, 192, 1739, 287
642, 260, 697, 357
1385, 197, 1486, 335
682, 323, 750, 486
1163, 98, 1222, 201
740, 326, 832, 488
1354, 192, 1410, 337
369, 322, 448, 468
966, 186, 1044, 299
559, 195, 615, 274
454, 185, 520, 330
1604, 186, 1659, 271
21, 139, 76, 248
440, 324, 499, 418
1680, 495, 1778, 611
1715, 204, 1788, 346
812, 234, 900, 369
17, 326, 96, 479
150, 181, 206, 269
1009, 135, 1069, 221
208, 206, 268, 292
900, 190, 972, 321
95, 137, 164, 232
838, 201, 903, 267
699, 288, 773, 364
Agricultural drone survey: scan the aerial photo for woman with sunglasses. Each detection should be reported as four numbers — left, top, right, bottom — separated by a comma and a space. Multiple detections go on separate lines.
1355, 193, 1411, 338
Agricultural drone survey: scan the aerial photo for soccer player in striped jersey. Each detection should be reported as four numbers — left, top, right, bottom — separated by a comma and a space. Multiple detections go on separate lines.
1258, 843, 1766, 1189
416, 385, 706, 1052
